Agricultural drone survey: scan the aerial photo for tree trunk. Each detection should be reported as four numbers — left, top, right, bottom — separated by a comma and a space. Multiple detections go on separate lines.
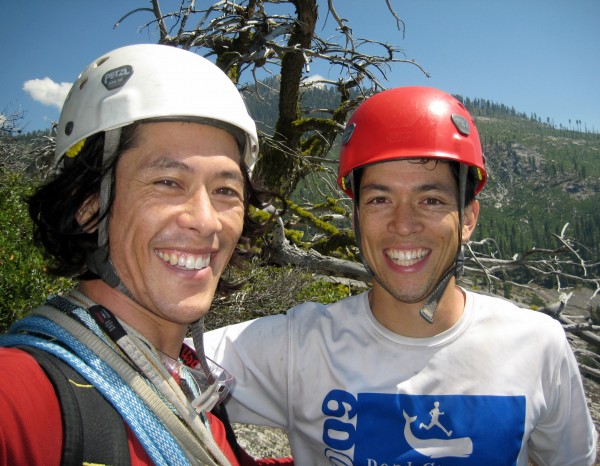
253, 0, 318, 197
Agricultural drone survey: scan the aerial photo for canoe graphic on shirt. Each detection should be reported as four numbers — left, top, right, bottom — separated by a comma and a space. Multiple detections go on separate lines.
403, 410, 473, 458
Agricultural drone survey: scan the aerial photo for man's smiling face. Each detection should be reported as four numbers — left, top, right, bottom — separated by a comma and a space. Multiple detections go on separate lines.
108, 121, 245, 325
357, 159, 477, 307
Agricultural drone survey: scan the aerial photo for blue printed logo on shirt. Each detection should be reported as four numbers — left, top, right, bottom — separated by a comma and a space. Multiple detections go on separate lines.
322, 390, 525, 465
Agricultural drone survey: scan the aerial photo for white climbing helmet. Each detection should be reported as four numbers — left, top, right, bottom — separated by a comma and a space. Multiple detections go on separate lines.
55, 43, 258, 169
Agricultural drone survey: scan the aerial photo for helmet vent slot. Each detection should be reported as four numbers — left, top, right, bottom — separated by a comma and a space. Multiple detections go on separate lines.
95, 56, 110, 67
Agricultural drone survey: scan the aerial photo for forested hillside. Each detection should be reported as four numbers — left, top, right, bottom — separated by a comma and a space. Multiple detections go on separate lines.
466, 98, 600, 264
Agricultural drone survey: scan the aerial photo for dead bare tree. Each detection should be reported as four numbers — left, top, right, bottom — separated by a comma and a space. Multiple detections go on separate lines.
465, 223, 600, 301
116, 0, 428, 197
1, 108, 53, 175
0, 106, 29, 136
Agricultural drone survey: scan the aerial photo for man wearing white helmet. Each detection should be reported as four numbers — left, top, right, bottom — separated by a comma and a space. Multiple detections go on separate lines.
203, 87, 597, 465
0, 44, 291, 466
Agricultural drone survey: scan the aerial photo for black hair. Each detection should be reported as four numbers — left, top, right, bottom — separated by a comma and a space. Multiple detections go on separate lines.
28, 130, 118, 278
28, 123, 280, 294
448, 161, 478, 206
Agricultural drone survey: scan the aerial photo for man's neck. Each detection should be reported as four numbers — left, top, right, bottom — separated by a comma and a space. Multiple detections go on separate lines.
368, 281, 466, 338
77, 279, 187, 357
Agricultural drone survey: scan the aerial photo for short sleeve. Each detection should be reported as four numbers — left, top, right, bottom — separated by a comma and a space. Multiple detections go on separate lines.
0, 348, 63, 465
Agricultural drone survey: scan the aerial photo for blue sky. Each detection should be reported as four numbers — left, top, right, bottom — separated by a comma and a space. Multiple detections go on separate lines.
2, 0, 599, 133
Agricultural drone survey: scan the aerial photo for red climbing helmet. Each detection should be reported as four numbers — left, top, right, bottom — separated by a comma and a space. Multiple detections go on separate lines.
337, 86, 487, 197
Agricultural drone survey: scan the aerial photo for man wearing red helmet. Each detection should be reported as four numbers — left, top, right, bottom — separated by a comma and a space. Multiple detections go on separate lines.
204, 87, 597, 464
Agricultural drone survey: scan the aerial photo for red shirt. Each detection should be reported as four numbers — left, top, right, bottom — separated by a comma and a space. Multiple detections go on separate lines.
0, 348, 291, 465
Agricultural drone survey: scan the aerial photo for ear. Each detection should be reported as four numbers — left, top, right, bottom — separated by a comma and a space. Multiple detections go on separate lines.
76, 195, 100, 233
461, 200, 480, 243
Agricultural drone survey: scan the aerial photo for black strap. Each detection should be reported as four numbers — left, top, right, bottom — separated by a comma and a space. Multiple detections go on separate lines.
19, 346, 131, 466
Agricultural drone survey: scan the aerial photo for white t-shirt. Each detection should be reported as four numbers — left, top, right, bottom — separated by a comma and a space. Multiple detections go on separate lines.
202, 290, 597, 465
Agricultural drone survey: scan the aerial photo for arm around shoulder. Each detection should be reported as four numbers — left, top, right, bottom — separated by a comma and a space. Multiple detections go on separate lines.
204, 314, 292, 428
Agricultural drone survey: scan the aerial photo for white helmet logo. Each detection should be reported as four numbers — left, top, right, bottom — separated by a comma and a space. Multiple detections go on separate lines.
102, 65, 134, 91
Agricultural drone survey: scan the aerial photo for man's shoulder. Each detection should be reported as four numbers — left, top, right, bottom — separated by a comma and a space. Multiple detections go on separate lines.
0, 346, 49, 376
466, 289, 564, 332
287, 291, 367, 320
0, 347, 64, 464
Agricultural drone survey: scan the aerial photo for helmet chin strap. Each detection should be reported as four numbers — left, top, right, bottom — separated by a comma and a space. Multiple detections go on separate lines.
85, 128, 135, 300
352, 164, 469, 324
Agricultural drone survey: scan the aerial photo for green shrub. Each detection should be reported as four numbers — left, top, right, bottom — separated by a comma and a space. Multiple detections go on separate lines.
295, 280, 351, 304
529, 293, 546, 309
0, 171, 73, 332
502, 282, 513, 299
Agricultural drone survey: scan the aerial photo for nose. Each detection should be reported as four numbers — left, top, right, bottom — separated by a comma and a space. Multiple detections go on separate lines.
387, 201, 424, 236
177, 188, 222, 235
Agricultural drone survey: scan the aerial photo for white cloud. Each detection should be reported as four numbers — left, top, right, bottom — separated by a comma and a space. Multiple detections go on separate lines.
22, 77, 72, 110
304, 74, 327, 88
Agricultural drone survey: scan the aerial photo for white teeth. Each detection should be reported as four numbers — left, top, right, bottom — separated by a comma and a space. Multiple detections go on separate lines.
185, 256, 195, 268
387, 248, 429, 266
195, 256, 210, 269
156, 251, 211, 270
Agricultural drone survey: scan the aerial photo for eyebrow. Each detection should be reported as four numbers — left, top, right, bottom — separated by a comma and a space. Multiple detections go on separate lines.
361, 182, 456, 196
145, 156, 244, 182
146, 156, 191, 172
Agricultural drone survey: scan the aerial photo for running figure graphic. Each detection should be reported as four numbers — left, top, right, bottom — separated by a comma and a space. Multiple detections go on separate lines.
419, 401, 453, 437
